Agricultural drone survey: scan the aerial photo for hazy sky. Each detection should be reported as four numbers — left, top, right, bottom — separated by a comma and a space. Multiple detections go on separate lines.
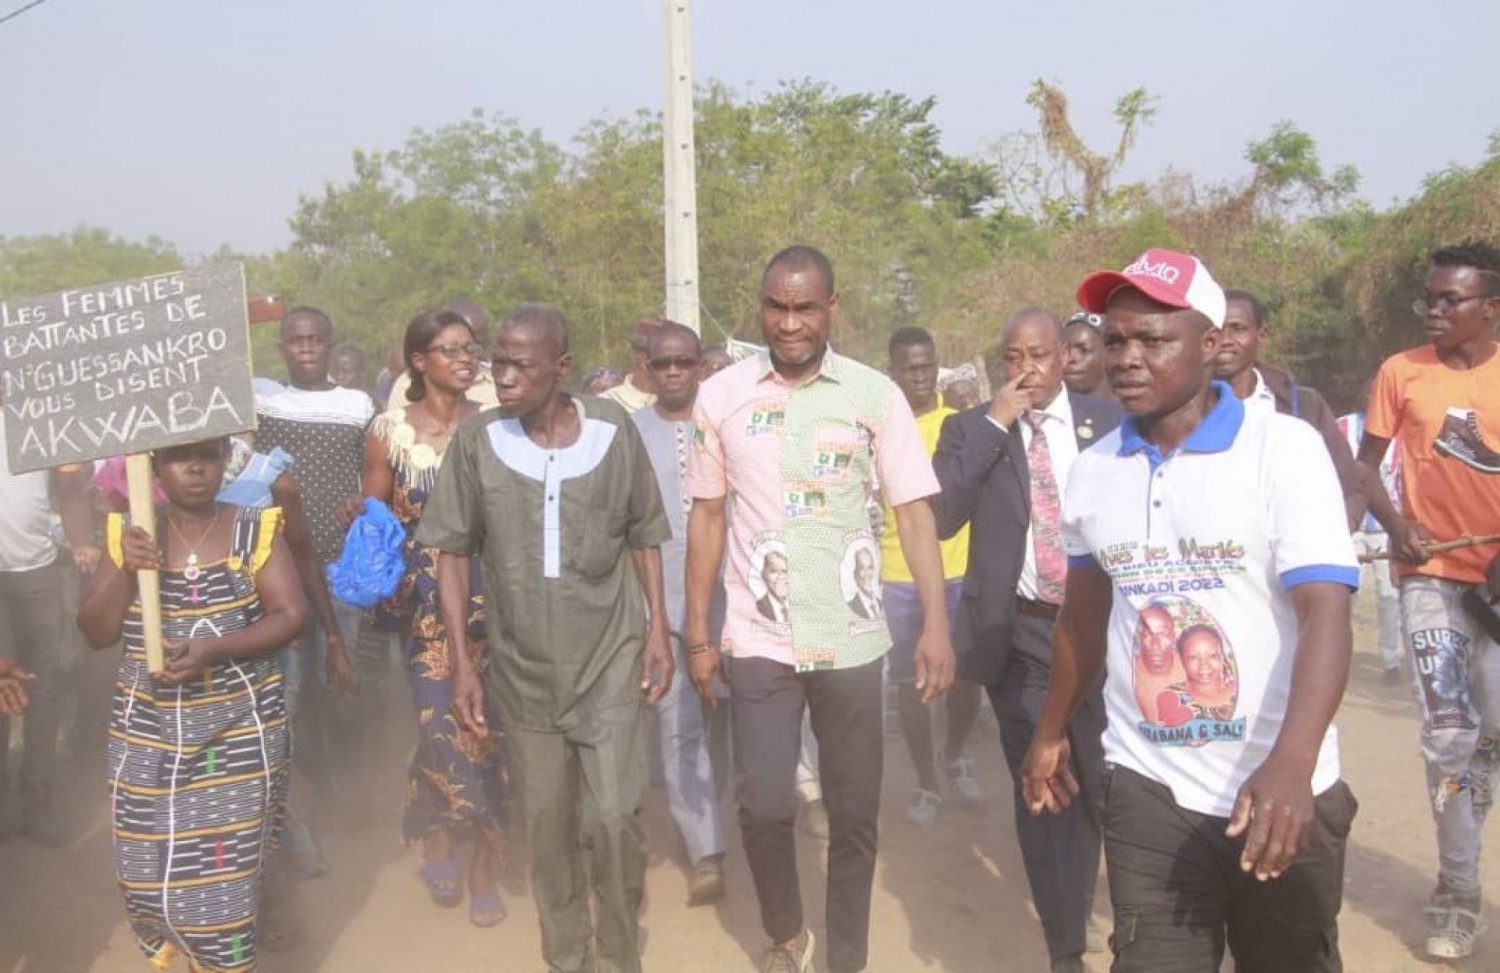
3, 0, 1496, 257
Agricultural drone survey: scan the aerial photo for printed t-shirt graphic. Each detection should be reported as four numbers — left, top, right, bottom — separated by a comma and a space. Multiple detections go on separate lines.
1366, 345, 1500, 584
1062, 385, 1358, 817
687, 351, 937, 672
1130, 596, 1242, 746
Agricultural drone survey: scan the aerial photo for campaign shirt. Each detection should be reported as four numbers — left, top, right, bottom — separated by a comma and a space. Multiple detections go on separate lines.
1366, 345, 1500, 585
687, 350, 938, 671
1063, 383, 1358, 817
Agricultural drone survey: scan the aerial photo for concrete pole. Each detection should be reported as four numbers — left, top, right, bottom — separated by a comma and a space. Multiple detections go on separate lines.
662, 0, 701, 333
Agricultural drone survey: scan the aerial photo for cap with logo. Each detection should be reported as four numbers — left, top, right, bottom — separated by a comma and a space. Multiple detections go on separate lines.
1075, 248, 1227, 329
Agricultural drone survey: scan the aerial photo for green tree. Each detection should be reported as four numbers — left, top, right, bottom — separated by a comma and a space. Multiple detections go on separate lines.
0, 228, 183, 298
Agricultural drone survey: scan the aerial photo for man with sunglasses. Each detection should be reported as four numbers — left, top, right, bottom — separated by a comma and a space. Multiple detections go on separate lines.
630, 321, 730, 907
1357, 240, 1500, 960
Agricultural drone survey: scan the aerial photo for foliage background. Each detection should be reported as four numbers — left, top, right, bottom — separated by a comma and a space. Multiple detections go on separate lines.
3, 82, 1496, 413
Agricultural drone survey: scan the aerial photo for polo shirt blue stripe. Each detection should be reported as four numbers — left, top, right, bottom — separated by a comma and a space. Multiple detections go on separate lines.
1279, 564, 1360, 592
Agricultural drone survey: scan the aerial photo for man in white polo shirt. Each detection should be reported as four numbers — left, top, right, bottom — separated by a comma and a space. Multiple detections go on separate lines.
1021, 249, 1361, 971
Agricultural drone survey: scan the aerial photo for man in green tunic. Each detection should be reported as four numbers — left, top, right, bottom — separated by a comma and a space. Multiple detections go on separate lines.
417, 303, 675, 973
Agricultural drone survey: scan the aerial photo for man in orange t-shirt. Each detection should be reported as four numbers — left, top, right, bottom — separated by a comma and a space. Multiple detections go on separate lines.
1358, 239, 1500, 962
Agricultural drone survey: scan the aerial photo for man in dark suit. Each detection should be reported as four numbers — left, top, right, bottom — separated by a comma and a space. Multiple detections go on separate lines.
931, 307, 1122, 973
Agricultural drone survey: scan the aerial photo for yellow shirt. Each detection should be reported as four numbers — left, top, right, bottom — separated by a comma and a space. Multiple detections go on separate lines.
881, 405, 969, 583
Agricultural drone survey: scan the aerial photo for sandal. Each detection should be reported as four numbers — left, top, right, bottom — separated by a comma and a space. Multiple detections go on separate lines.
419, 859, 463, 908
469, 890, 508, 928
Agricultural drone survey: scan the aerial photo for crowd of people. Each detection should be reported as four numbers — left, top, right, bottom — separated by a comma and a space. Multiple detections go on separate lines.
0, 238, 1498, 973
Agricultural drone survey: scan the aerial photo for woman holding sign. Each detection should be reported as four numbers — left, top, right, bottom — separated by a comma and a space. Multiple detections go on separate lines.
78, 437, 307, 973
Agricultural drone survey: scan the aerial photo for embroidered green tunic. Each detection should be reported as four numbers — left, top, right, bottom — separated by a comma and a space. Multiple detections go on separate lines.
415, 397, 671, 733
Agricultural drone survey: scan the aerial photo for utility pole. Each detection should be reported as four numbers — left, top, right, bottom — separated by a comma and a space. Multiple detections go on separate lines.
661, 0, 700, 333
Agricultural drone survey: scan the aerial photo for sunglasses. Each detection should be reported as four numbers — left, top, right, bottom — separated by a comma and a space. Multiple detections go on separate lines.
648, 355, 701, 372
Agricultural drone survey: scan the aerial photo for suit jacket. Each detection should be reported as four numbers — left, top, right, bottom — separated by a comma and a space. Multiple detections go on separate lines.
930, 391, 1123, 688
756, 594, 787, 624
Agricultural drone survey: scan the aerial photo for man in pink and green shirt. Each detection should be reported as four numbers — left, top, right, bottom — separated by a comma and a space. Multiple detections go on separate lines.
684, 246, 955, 973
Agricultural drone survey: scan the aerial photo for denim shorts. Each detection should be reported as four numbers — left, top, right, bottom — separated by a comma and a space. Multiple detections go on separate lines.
884, 578, 964, 682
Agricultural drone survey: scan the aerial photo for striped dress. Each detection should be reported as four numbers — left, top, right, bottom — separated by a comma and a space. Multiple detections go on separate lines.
105, 506, 289, 973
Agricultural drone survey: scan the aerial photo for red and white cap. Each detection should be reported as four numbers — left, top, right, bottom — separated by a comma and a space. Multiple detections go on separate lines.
1076, 248, 1227, 328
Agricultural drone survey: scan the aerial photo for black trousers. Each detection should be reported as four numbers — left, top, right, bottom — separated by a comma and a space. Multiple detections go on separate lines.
1105, 765, 1358, 972
731, 655, 884, 973
989, 613, 1107, 963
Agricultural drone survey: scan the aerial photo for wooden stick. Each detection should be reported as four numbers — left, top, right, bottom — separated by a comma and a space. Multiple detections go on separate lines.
1357, 534, 1500, 563
125, 454, 165, 673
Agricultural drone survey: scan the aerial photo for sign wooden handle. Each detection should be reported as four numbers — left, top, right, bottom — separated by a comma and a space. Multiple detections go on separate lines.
125, 453, 165, 673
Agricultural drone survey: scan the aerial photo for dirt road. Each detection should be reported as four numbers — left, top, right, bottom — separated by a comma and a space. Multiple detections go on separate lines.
1, 591, 1492, 971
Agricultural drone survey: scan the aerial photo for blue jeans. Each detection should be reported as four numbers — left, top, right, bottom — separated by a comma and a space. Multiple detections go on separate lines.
1402, 575, 1500, 896
884, 579, 964, 682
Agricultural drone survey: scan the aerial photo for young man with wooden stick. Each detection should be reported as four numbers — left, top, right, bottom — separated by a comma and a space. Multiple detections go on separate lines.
1356, 239, 1500, 960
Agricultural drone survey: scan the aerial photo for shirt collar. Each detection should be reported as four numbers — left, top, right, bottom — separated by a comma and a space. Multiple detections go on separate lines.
1117, 380, 1244, 459
1028, 387, 1073, 426
755, 347, 845, 385
1249, 368, 1276, 405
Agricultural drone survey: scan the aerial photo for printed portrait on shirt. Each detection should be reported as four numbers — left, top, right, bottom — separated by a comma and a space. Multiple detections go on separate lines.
1132, 596, 1245, 747
840, 532, 886, 632
748, 536, 791, 629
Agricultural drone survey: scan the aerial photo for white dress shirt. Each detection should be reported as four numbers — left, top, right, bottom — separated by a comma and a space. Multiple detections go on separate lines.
989, 389, 1079, 602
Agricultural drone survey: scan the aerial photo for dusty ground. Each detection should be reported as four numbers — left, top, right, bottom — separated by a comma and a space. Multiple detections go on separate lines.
2, 587, 1496, 972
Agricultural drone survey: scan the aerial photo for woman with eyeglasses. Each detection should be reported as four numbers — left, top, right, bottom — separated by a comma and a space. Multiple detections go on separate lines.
1062, 311, 1113, 398
343, 308, 510, 927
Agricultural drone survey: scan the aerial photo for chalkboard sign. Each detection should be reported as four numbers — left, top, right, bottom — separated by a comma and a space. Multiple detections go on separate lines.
1, 264, 254, 473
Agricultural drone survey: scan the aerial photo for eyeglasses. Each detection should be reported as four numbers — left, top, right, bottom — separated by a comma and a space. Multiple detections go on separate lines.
648, 355, 701, 372
1412, 295, 1487, 317
426, 342, 485, 360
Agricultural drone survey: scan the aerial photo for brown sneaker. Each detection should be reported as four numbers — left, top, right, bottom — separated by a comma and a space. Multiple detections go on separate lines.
686, 857, 725, 907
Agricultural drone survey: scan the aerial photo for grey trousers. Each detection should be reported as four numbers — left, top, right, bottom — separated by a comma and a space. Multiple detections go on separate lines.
510, 702, 649, 973
655, 637, 726, 866
732, 655, 885, 973
989, 613, 1107, 963
1402, 576, 1500, 896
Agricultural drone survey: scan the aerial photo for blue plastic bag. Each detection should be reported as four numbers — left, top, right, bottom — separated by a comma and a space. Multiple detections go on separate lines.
327, 498, 407, 608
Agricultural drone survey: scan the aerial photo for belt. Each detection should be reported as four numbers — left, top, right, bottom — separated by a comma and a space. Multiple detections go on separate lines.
1015, 597, 1060, 622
